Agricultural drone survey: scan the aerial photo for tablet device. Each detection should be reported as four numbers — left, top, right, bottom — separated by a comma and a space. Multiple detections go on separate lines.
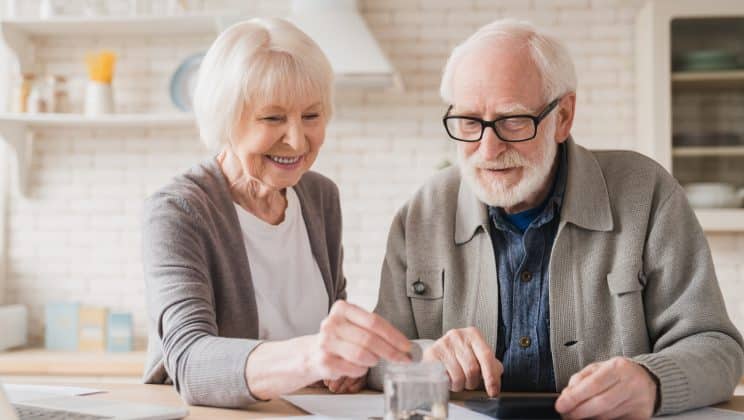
464, 395, 560, 419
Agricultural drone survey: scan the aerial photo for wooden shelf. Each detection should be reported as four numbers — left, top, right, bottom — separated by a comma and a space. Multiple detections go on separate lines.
696, 209, 744, 232
672, 70, 744, 87
0, 348, 145, 377
0, 14, 239, 36
0, 113, 195, 196
0, 113, 195, 128
673, 146, 744, 157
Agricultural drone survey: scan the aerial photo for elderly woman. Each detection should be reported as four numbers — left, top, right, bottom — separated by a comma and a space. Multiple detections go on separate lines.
142, 18, 411, 408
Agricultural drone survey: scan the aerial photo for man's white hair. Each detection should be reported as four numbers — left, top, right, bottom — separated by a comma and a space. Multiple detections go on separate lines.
440, 19, 577, 104
193, 17, 334, 152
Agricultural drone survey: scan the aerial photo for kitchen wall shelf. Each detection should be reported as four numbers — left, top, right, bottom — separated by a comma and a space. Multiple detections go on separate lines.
0, 14, 228, 197
636, 0, 744, 232
0, 14, 237, 73
673, 146, 744, 157
695, 209, 744, 232
0, 113, 195, 196
0, 113, 195, 128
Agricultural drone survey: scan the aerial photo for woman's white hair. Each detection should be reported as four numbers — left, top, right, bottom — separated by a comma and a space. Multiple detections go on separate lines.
193, 17, 334, 151
440, 19, 577, 104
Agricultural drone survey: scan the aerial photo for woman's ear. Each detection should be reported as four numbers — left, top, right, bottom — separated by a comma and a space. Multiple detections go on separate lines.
555, 93, 576, 144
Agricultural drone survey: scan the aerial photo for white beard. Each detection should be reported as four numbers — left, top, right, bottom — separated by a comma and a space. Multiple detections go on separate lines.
459, 121, 558, 210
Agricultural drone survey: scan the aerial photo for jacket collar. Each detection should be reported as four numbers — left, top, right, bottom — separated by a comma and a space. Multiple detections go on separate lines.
454, 137, 613, 245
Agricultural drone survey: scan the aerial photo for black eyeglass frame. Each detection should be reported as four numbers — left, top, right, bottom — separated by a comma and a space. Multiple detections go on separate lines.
442, 98, 561, 143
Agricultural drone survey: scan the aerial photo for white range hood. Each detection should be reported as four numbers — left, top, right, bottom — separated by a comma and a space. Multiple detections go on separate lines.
288, 0, 402, 89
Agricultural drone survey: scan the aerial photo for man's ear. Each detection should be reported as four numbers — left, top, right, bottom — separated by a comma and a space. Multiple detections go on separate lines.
555, 93, 576, 144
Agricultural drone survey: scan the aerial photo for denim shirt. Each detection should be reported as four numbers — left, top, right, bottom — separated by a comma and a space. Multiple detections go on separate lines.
487, 144, 567, 392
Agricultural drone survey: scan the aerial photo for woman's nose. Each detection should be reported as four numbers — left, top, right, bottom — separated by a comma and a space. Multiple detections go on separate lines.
283, 120, 306, 149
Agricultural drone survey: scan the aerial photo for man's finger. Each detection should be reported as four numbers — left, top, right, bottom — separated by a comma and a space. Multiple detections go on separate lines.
452, 340, 482, 390
470, 336, 502, 396
556, 362, 619, 413
431, 344, 467, 392
563, 381, 630, 419
333, 301, 412, 354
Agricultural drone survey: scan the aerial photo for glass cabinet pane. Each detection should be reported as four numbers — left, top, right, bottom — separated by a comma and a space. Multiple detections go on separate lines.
671, 17, 744, 209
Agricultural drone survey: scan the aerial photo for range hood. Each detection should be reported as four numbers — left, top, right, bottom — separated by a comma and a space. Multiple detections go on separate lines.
288, 0, 402, 90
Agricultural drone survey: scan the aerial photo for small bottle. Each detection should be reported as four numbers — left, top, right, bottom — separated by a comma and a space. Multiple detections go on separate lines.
13, 74, 35, 113
47, 75, 70, 113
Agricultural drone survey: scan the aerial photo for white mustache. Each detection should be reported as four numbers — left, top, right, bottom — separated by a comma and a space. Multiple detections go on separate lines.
468, 149, 533, 170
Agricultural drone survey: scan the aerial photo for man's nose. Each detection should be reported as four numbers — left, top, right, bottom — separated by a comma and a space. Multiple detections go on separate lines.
478, 125, 508, 160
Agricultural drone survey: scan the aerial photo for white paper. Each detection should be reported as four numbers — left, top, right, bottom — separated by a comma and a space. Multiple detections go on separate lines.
282, 394, 491, 419
657, 407, 744, 419
4, 384, 104, 403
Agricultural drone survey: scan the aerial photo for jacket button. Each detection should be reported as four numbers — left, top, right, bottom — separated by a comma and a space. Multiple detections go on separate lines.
520, 271, 532, 282
413, 281, 426, 295
519, 336, 531, 348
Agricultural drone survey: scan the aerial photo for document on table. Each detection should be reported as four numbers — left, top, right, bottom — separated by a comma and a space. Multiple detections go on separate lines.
4, 384, 104, 403
282, 394, 491, 419
658, 407, 744, 419
283, 394, 744, 420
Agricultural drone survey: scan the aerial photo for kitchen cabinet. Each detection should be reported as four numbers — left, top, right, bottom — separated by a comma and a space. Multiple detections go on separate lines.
0, 14, 236, 196
636, 0, 744, 231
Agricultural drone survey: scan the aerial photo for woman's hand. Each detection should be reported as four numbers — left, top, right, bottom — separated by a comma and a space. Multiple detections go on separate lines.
324, 375, 367, 394
244, 300, 410, 400
305, 300, 412, 381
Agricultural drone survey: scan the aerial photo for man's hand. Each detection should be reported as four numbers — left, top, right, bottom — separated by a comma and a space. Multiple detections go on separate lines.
556, 357, 658, 419
422, 327, 502, 396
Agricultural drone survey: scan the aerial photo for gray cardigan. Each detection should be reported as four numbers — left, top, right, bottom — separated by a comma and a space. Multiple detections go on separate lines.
142, 158, 346, 408
371, 138, 744, 415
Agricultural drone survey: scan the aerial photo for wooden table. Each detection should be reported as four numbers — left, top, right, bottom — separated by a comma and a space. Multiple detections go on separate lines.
29, 383, 744, 419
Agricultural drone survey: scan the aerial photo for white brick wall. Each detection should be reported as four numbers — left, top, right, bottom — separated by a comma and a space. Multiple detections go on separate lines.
4, 0, 744, 349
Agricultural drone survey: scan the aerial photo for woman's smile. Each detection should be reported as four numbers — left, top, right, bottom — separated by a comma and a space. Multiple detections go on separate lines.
266, 154, 305, 170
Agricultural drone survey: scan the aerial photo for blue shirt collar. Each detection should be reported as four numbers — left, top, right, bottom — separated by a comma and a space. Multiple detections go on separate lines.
488, 143, 567, 234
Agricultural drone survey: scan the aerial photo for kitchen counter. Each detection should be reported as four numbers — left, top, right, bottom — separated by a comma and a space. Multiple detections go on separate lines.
0, 348, 145, 377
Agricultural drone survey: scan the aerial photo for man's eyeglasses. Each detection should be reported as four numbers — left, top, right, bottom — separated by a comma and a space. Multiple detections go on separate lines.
442, 98, 561, 142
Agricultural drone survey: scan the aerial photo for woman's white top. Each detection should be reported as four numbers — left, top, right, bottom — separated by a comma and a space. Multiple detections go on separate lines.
233, 187, 329, 341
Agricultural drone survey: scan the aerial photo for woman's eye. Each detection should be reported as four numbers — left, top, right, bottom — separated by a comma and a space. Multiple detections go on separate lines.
261, 115, 285, 123
303, 113, 320, 120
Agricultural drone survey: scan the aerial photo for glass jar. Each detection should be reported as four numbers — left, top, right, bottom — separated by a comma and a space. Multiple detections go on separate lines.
47, 75, 70, 113
384, 362, 449, 420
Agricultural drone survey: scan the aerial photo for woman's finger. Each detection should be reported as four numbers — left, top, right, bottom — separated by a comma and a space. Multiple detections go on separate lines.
332, 319, 410, 363
318, 353, 369, 380
323, 333, 379, 368
331, 301, 411, 354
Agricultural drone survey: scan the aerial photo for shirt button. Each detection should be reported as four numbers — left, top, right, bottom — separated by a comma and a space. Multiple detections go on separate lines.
520, 271, 533, 283
519, 336, 531, 348
412, 281, 426, 295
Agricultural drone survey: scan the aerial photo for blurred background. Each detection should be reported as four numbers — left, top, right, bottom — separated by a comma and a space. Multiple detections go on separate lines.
0, 0, 742, 384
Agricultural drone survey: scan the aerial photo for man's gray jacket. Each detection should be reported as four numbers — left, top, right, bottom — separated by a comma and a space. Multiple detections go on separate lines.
372, 138, 744, 415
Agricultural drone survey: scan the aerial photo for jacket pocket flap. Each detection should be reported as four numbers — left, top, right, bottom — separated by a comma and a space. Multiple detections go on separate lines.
406, 269, 444, 300
607, 269, 644, 295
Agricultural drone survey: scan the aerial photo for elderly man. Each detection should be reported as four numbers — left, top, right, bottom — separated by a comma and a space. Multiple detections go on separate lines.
370, 19, 744, 418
